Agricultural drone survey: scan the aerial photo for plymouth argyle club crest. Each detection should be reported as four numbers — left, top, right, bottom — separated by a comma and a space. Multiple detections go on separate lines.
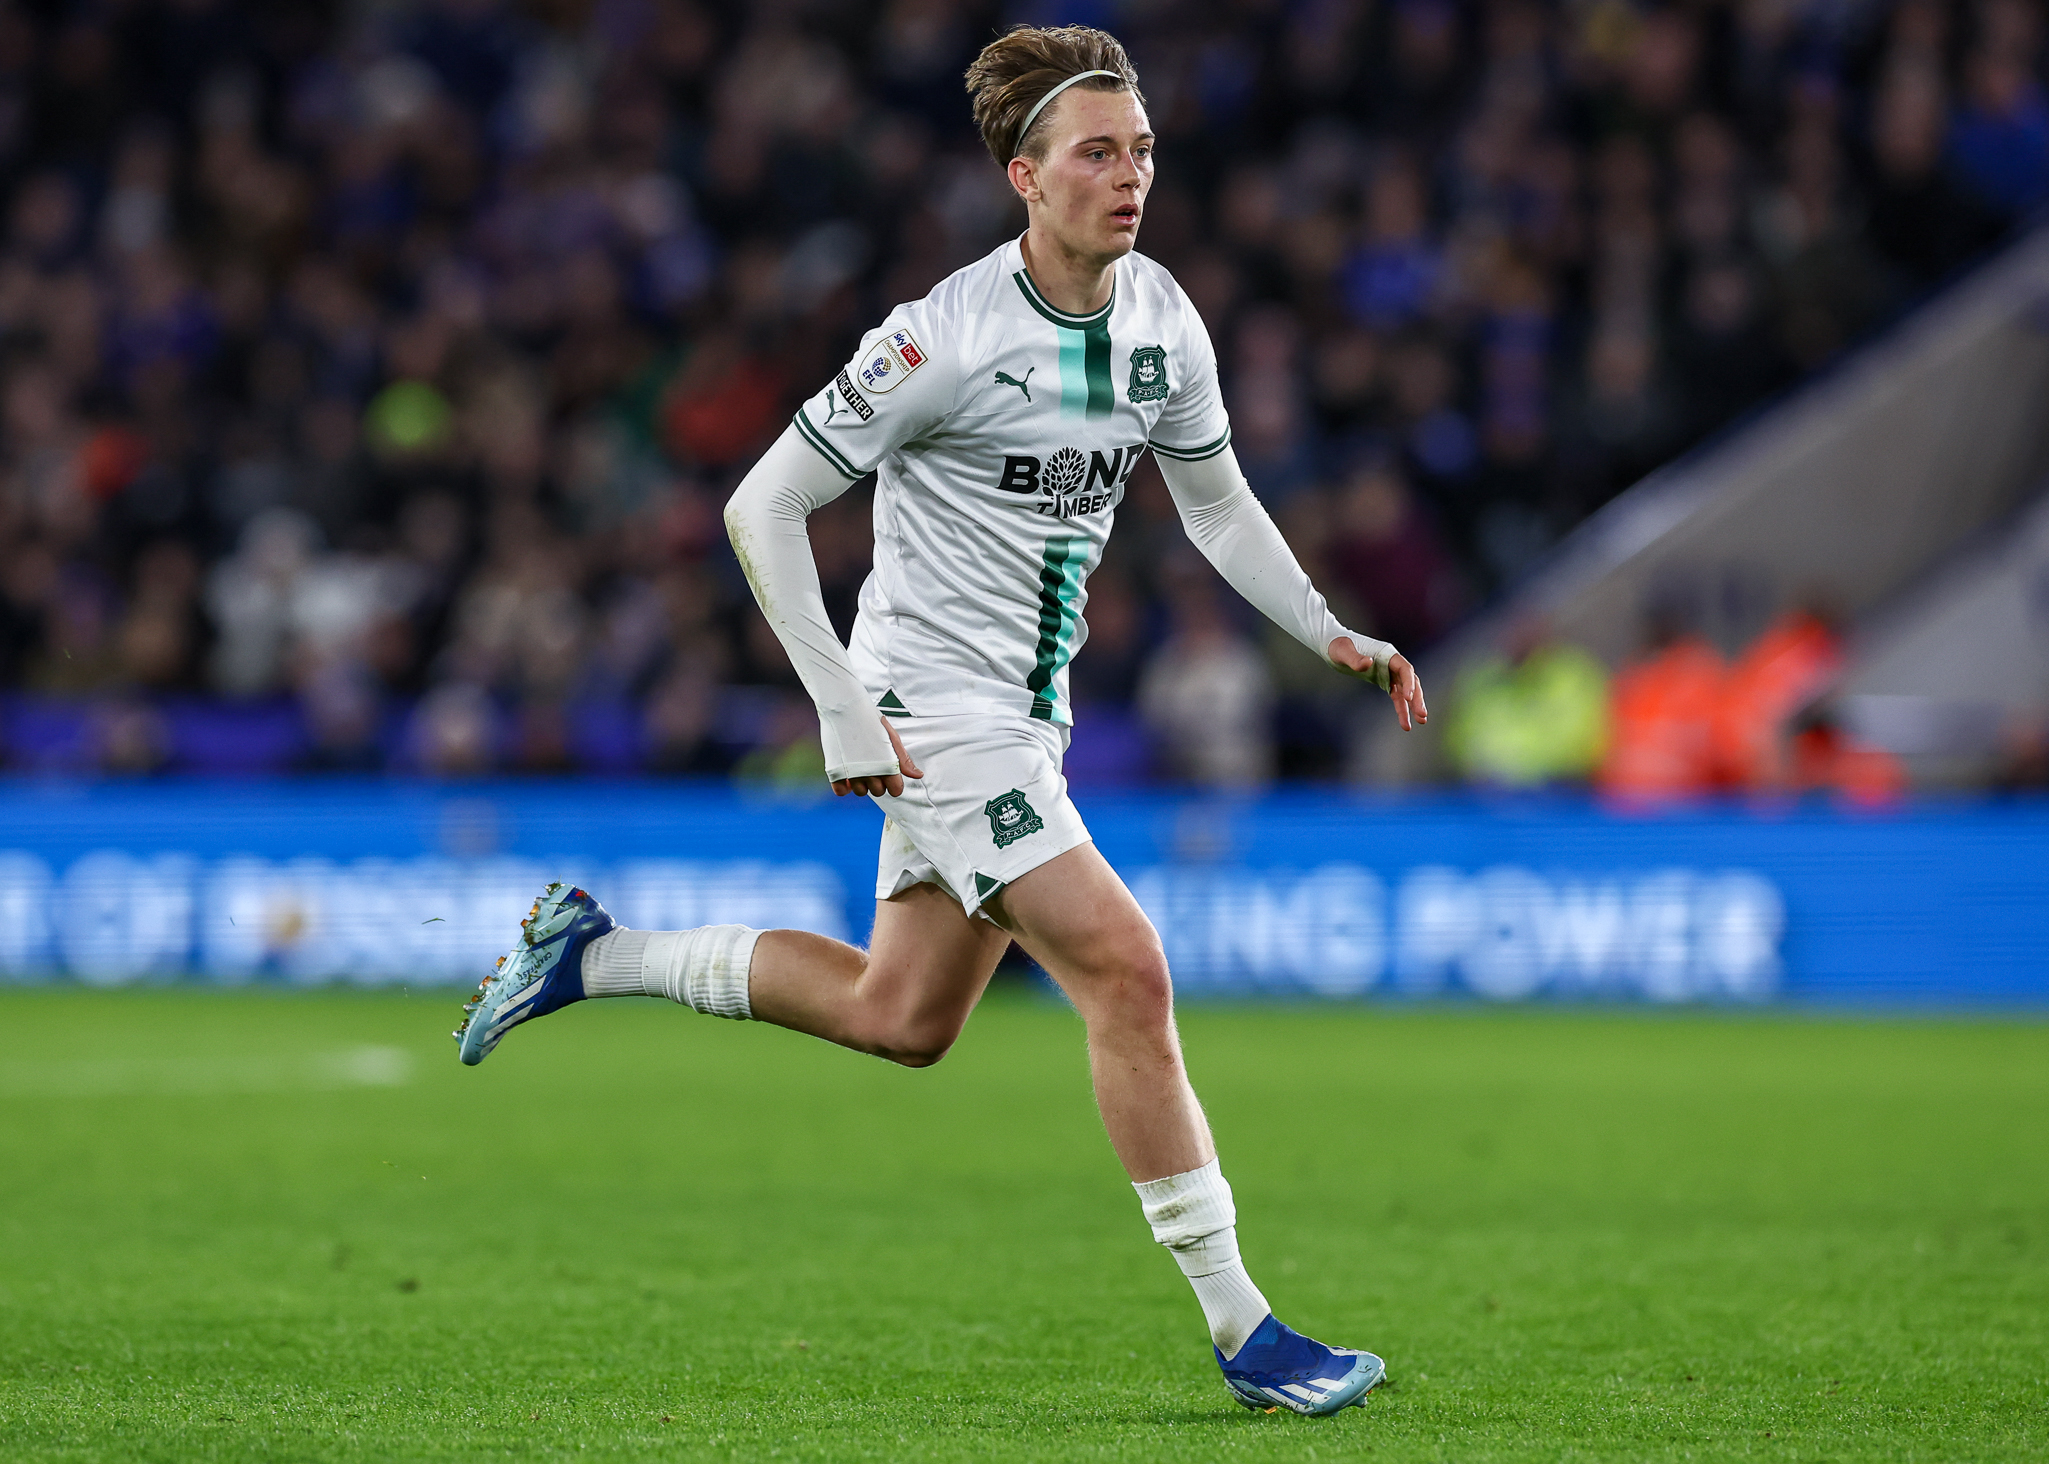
1126, 344, 1169, 403
984, 789, 1045, 848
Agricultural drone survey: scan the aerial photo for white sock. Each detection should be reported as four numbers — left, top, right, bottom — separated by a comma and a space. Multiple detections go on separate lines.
1133, 1159, 1272, 1359
579, 925, 759, 1020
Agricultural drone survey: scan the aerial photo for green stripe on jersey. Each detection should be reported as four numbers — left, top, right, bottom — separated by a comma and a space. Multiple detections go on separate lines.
793, 408, 861, 479
1026, 536, 1086, 722
1057, 328, 1087, 420
1013, 271, 1114, 422
1082, 320, 1112, 420
1150, 428, 1233, 462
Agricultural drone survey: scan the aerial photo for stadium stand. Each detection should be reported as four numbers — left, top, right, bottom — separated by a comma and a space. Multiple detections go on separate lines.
1396, 219, 2049, 791
0, 0, 2043, 782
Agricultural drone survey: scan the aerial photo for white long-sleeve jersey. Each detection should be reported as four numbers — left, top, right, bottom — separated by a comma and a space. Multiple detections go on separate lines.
726, 236, 1394, 781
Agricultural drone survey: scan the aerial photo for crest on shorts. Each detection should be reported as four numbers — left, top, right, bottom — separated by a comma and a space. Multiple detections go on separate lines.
983, 789, 1044, 849
1126, 344, 1169, 403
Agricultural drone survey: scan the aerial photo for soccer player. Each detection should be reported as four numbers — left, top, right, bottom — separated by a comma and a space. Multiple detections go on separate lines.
456, 24, 1427, 1417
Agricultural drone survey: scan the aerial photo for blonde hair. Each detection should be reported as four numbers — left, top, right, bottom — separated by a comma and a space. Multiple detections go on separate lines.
964, 25, 1143, 165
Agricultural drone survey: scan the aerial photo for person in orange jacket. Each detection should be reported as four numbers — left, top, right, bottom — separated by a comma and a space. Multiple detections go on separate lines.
1598, 611, 1726, 799
1712, 605, 1844, 790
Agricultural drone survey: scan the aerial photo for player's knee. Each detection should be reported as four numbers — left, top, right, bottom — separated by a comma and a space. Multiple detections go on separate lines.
886, 1041, 951, 1069
875, 1018, 960, 1069
855, 998, 965, 1069
1089, 934, 1174, 1030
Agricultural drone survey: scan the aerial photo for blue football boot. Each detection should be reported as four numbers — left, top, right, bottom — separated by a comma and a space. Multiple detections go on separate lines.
455, 883, 615, 1066
1217, 1314, 1385, 1416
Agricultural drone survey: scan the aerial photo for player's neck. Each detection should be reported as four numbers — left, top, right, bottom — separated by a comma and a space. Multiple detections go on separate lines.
1020, 227, 1117, 316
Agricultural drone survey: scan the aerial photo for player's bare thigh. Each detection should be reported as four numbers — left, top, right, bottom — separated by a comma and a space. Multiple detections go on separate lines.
748, 879, 1011, 1067
987, 842, 1169, 1003
866, 881, 1014, 1049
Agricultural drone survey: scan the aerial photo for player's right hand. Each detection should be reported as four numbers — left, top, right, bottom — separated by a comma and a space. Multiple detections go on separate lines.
832, 718, 924, 798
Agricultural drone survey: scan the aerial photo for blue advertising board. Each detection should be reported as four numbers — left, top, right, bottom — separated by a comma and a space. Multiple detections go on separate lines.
0, 780, 2043, 1006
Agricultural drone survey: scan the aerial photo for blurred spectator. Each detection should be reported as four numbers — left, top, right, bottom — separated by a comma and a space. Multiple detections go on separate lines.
1139, 558, 1274, 788
205, 509, 319, 697
1862, 59, 2004, 285
410, 681, 496, 777
1324, 458, 1467, 649
1949, 48, 2049, 217
1068, 561, 1144, 708
1598, 610, 1725, 800
1711, 604, 1844, 790
1445, 618, 1609, 786
644, 657, 725, 775
1341, 157, 1444, 330
117, 540, 202, 690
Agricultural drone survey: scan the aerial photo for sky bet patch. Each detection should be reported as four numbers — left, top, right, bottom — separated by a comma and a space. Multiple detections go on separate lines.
858, 328, 925, 394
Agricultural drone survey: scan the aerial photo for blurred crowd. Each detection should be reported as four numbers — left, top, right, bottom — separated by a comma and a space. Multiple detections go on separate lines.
1443, 603, 1907, 802
0, 0, 2042, 782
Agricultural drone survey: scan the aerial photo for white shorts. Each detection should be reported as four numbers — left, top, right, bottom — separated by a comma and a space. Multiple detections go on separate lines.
871, 713, 1092, 921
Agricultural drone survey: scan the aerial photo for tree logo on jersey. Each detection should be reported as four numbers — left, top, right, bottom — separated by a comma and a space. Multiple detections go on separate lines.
995, 367, 1034, 402
1127, 344, 1169, 403
994, 444, 1148, 518
857, 329, 926, 395
1043, 446, 1086, 496
984, 789, 1044, 848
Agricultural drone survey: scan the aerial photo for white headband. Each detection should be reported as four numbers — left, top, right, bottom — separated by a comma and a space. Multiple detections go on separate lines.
1016, 70, 1124, 154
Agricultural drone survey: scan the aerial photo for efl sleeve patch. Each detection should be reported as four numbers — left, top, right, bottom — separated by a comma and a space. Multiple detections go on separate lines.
857, 329, 926, 394
792, 312, 950, 480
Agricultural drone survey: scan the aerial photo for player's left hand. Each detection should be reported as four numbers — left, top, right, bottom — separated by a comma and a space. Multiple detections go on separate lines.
1329, 638, 1428, 731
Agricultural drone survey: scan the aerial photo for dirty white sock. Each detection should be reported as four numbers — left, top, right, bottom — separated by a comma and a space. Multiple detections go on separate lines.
1133, 1159, 1272, 1359
579, 926, 758, 1019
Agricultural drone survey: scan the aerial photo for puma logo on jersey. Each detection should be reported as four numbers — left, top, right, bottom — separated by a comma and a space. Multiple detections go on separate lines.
833, 370, 873, 421
995, 368, 1035, 402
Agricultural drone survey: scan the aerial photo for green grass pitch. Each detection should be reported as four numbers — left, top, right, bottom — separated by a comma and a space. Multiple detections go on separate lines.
1, 987, 2044, 1462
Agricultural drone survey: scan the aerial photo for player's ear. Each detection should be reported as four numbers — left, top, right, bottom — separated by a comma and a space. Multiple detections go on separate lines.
1007, 155, 1040, 204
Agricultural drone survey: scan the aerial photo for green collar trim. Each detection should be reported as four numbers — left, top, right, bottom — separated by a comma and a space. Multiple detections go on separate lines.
1012, 268, 1115, 329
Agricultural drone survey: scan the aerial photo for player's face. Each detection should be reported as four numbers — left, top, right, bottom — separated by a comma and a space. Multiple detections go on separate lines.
1012, 89, 1154, 262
